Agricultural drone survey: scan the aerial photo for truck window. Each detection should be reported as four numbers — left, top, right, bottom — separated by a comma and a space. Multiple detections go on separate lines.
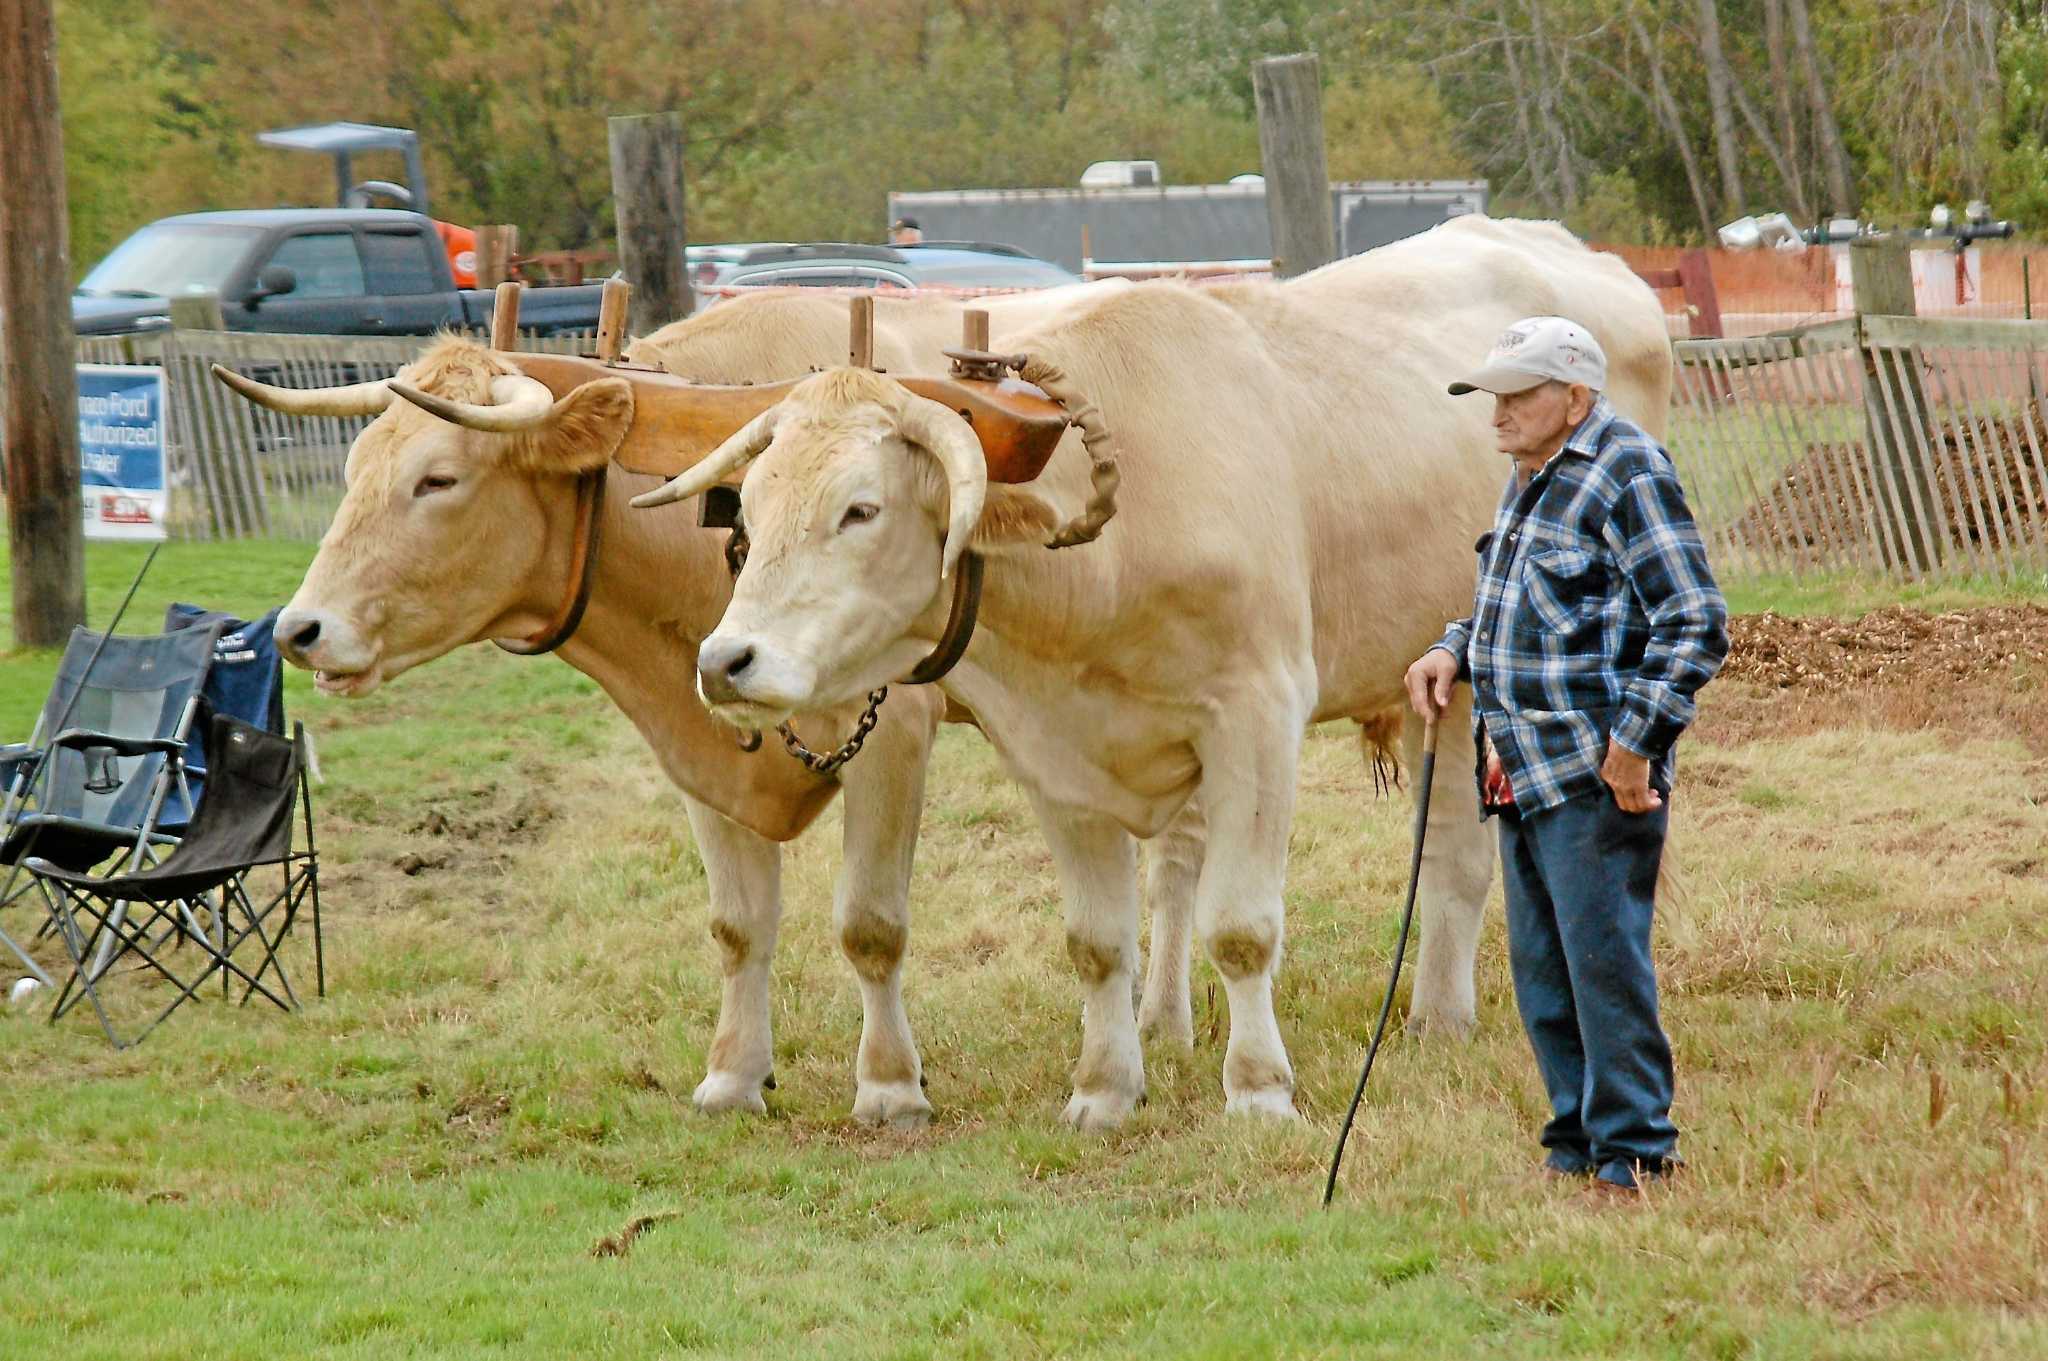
266, 233, 366, 298
361, 230, 440, 296
77, 223, 262, 298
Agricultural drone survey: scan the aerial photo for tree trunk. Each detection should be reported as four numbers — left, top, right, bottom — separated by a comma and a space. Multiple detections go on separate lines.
1695, 0, 1745, 219
1524, 0, 1581, 205
1762, 0, 1812, 220
1628, 10, 1716, 240
1497, 4, 1556, 211
1732, 75, 1807, 222
1786, 0, 1856, 215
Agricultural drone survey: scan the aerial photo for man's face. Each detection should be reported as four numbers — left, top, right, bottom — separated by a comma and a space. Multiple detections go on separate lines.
1491, 381, 1591, 464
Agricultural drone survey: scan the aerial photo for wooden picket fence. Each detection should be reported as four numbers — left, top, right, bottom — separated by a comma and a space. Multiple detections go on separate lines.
1670, 315, 2048, 583
52, 318, 2048, 584
70, 328, 596, 541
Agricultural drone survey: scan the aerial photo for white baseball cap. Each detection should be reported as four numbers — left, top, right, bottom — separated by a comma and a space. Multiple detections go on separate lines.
1449, 316, 1607, 396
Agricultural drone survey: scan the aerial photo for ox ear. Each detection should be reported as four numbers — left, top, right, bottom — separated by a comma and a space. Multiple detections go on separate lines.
909, 455, 1065, 551
519, 378, 634, 475
970, 484, 1065, 549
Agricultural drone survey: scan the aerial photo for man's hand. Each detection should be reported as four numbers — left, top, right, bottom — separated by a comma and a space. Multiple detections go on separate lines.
1404, 649, 1461, 721
1600, 737, 1663, 813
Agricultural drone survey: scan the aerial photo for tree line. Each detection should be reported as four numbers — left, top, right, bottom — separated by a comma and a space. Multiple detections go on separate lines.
52, 0, 2047, 272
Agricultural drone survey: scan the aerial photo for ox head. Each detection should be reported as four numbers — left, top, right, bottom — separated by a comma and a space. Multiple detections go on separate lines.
216, 337, 632, 696
628, 366, 1111, 727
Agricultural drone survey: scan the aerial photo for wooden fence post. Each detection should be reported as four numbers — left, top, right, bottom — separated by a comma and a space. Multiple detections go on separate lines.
1252, 54, 1336, 280
607, 112, 692, 334
1852, 238, 1941, 573
476, 225, 519, 289
0, 0, 87, 647
848, 296, 875, 370
1676, 250, 1723, 339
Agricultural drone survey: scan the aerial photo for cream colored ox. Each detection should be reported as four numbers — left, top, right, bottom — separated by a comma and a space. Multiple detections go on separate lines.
633, 217, 1673, 1125
217, 284, 1182, 1131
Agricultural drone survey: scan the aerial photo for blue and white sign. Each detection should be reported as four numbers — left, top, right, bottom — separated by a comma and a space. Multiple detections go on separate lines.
76, 363, 168, 540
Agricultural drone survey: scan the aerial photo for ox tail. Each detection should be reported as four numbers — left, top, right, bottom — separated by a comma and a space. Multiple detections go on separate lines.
1358, 711, 1404, 799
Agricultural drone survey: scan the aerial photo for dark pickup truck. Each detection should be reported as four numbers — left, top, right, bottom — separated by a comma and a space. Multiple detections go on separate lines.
72, 209, 605, 338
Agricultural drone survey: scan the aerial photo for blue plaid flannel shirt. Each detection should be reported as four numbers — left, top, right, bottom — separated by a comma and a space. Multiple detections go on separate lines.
1430, 396, 1729, 814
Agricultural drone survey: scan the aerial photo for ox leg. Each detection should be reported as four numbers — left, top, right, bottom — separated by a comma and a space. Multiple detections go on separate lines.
681, 794, 782, 1115
1403, 693, 1493, 1039
1027, 791, 1145, 1131
832, 692, 939, 1128
1137, 794, 1203, 1050
1193, 704, 1307, 1119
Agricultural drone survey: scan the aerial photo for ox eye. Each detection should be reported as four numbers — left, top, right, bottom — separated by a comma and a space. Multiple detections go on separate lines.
838, 502, 880, 530
413, 474, 457, 499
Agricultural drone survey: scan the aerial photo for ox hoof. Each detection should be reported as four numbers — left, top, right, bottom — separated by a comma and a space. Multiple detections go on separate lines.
1405, 1005, 1477, 1043
692, 1070, 771, 1116
1137, 998, 1195, 1052
852, 1080, 932, 1130
1224, 1087, 1300, 1121
1060, 1087, 1141, 1133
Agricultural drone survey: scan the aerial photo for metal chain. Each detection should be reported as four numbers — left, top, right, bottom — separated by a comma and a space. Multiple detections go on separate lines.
775, 687, 889, 775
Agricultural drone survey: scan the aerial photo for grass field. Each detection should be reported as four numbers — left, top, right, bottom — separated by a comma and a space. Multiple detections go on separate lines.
2, 539, 2045, 1359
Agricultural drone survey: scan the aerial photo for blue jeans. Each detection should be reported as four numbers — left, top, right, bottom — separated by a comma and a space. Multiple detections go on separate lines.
1498, 789, 1677, 1188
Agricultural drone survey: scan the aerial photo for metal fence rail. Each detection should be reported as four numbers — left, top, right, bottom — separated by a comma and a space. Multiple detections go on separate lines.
1671, 316, 2048, 583
70, 328, 596, 541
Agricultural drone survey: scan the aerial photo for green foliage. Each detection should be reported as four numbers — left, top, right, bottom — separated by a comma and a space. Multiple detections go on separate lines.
41, 0, 2048, 273
1991, 10, 2048, 233
1563, 170, 1676, 247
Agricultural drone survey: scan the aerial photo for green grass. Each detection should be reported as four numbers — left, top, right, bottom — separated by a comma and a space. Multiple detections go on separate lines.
1719, 567, 2048, 617
2, 538, 2045, 1358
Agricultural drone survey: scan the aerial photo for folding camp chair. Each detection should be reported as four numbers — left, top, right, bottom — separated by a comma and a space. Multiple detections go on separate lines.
159, 604, 288, 831
0, 623, 223, 984
25, 715, 323, 1049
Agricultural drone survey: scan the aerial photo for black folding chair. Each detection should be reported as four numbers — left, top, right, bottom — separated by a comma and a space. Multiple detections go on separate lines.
0, 623, 223, 984
25, 716, 323, 1049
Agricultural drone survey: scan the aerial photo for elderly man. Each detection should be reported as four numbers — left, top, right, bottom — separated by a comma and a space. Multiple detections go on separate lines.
1404, 316, 1728, 1194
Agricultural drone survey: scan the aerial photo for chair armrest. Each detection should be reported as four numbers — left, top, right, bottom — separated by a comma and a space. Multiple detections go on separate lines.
0, 745, 36, 785
47, 729, 188, 758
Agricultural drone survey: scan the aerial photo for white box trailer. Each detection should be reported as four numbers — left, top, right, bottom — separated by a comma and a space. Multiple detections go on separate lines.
886, 179, 1488, 273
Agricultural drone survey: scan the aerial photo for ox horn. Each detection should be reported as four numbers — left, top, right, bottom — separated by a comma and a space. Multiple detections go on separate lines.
896, 394, 987, 581
210, 364, 394, 418
628, 404, 783, 510
388, 374, 557, 433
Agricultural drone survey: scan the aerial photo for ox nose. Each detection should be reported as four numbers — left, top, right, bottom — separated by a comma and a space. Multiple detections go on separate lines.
697, 637, 757, 705
276, 608, 324, 666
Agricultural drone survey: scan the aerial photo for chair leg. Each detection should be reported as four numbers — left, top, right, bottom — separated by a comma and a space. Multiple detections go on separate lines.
220, 876, 300, 1012
45, 883, 136, 1049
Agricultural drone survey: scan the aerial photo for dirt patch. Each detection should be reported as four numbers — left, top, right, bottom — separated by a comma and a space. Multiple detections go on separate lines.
1731, 411, 2048, 562
1702, 605, 2048, 752
1723, 605, 2048, 691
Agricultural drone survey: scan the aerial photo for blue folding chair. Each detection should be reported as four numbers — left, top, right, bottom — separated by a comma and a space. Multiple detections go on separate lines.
158, 604, 287, 830
0, 623, 224, 986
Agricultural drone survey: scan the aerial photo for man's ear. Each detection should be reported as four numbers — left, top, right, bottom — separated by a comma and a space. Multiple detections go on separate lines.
515, 378, 634, 474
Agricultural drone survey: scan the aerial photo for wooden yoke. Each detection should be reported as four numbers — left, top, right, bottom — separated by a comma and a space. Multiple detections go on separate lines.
503, 318, 1070, 487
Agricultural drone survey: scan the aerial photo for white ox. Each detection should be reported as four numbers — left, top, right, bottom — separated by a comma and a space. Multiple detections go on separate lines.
634, 217, 1673, 1124
220, 285, 1186, 1129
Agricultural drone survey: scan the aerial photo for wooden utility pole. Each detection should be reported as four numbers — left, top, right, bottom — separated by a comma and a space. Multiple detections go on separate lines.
1252, 54, 1335, 280
1, 0, 87, 648
607, 112, 691, 334
1851, 239, 1939, 573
